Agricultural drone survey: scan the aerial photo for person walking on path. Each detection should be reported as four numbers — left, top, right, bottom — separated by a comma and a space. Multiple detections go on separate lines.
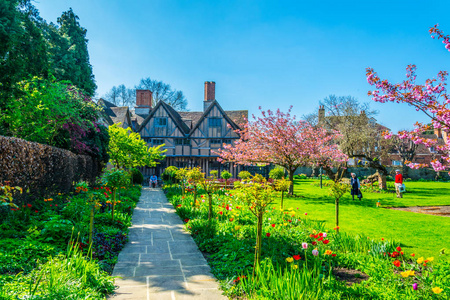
395, 169, 403, 198
350, 173, 361, 200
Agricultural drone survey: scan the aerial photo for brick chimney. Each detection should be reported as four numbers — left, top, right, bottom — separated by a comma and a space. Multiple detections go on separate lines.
318, 105, 325, 124
434, 127, 442, 139
204, 81, 215, 111
135, 89, 152, 115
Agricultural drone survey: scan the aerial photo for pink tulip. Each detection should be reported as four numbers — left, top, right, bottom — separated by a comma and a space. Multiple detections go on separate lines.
312, 249, 319, 256
302, 243, 308, 249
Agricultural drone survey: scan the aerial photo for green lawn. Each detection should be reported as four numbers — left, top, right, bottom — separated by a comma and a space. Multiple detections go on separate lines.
277, 179, 450, 261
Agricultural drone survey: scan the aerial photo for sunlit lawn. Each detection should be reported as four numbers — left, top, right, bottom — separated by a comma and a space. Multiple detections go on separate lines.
274, 179, 450, 261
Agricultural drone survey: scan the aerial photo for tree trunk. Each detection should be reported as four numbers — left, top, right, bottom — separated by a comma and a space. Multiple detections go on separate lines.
253, 212, 263, 277
377, 173, 387, 190
111, 189, 116, 221
288, 169, 294, 195
335, 198, 339, 233
89, 204, 94, 246
193, 186, 197, 210
208, 194, 213, 220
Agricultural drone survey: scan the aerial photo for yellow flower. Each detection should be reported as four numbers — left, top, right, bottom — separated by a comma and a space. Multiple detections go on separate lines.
417, 257, 424, 264
400, 270, 415, 278
288, 207, 293, 211
426, 257, 434, 262
432, 287, 443, 294
286, 257, 294, 263
292, 265, 298, 269
313, 230, 317, 234
325, 250, 333, 255
283, 223, 288, 226
234, 225, 241, 231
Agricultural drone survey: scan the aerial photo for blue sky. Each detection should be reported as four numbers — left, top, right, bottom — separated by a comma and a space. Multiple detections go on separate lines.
34, 0, 450, 132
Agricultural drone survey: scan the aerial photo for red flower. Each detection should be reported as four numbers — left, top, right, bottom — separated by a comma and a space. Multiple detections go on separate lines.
323, 240, 330, 244
400, 251, 404, 255
27, 203, 32, 208
393, 260, 401, 267
266, 233, 271, 237
396, 246, 402, 252
50, 204, 52, 207
35, 210, 38, 213
293, 255, 301, 260
177, 204, 182, 208
55, 204, 58, 207
288, 220, 292, 223
312, 242, 317, 246
331, 254, 337, 257
184, 218, 189, 223
318, 237, 324, 241
411, 253, 415, 257
219, 211, 223, 215
272, 224, 276, 228
319, 233, 324, 237
392, 251, 399, 258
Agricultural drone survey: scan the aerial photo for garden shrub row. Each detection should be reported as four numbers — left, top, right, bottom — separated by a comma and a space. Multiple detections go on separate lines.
0, 135, 101, 200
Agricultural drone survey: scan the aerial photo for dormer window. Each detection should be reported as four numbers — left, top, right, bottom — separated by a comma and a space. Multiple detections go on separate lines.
208, 117, 222, 127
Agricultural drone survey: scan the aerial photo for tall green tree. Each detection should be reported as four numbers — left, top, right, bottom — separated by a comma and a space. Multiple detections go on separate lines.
0, 0, 49, 107
108, 124, 166, 169
47, 8, 96, 96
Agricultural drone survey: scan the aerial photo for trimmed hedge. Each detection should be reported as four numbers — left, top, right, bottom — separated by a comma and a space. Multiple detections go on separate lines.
0, 135, 100, 199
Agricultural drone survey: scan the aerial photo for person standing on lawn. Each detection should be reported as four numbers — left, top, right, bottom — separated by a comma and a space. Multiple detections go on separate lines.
395, 169, 403, 198
350, 173, 361, 200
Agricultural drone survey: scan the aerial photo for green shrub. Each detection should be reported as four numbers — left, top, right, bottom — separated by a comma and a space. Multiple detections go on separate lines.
162, 166, 179, 184
130, 168, 144, 184
238, 171, 251, 180
0, 239, 58, 274
269, 167, 285, 180
39, 217, 75, 245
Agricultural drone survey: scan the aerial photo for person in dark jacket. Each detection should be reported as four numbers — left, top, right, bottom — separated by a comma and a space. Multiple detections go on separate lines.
350, 173, 361, 200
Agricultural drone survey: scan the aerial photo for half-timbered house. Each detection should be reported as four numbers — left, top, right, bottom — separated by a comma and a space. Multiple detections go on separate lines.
137, 81, 248, 178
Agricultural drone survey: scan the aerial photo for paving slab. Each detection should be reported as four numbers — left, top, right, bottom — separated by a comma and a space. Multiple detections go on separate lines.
109, 188, 226, 300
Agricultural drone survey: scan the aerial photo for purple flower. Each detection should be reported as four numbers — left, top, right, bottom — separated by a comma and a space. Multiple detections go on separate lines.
412, 283, 418, 291
312, 249, 319, 256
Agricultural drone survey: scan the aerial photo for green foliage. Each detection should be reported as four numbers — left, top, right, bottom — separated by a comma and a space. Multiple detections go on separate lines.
47, 8, 96, 96
39, 217, 74, 244
101, 168, 130, 190
1, 77, 109, 162
130, 168, 144, 184
269, 167, 285, 180
162, 166, 179, 184
0, 239, 58, 274
0, 239, 114, 299
210, 170, 219, 179
238, 171, 252, 180
221, 171, 232, 180
108, 123, 165, 169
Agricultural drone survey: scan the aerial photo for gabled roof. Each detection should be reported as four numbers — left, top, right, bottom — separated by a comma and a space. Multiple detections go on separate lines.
110, 107, 131, 127
138, 100, 190, 134
188, 100, 241, 136
97, 98, 131, 128
130, 109, 148, 128
179, 109, 248, 131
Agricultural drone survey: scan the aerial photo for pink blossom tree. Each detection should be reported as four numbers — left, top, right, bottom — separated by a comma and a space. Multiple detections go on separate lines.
366, 24, 450, 173
216, 107, 347, 195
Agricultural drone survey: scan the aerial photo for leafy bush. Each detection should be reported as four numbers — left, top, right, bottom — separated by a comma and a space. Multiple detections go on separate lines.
39, 217, 75, 244
238, 171, 251, 180
269, 167, 285, 180
131, 168, 144, 184
0, 239, 58, 274
162, 166, 179, 184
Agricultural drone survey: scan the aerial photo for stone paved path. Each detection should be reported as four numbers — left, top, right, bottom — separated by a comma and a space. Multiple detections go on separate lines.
109, 188, 226, 300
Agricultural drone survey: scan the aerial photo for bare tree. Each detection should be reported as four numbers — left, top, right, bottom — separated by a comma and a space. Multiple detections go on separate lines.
104, 85, 135, 107
104, 86, 120, 105
136, 77, 188, 111
390, 134, 419, 177
311, 95, 391, 189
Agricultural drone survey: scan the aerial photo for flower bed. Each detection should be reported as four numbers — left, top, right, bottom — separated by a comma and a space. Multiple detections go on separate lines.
0, 180, 142, 299
164, 185, 449, 299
